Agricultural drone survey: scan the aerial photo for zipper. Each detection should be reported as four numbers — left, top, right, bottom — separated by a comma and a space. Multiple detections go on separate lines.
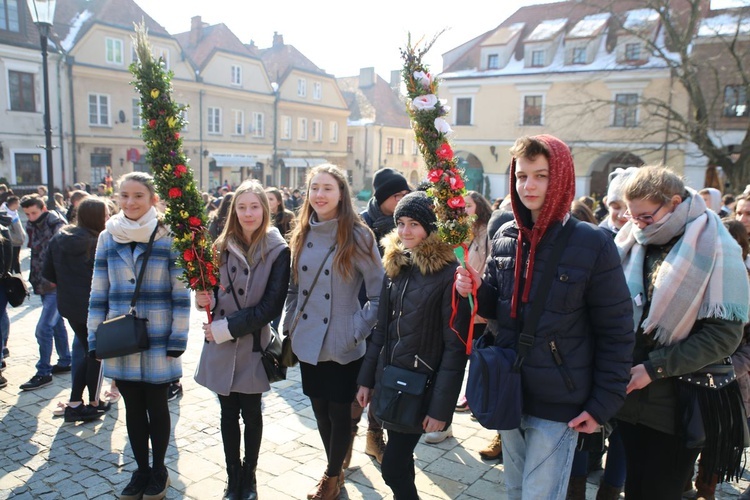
390, 273, 410, 365
707, 373, 715, 388
413, 354, 434, 371
549, 340, 576, 391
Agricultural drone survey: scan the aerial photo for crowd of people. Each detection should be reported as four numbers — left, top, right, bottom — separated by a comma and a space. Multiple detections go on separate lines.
2, 140, 750, 500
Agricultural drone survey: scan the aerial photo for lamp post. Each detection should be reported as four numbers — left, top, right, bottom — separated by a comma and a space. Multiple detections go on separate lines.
26, 0, 57, 210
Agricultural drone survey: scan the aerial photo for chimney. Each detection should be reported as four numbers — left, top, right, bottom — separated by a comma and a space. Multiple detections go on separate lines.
390, 70, 401, 89
246, 40, 258, 55
359, 67, 376, 88
190, 16, 203, 46
273, 32, 284, 47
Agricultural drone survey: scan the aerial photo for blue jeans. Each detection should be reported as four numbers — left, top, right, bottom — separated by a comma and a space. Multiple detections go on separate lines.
34, 293, 70, 376
501, 414, 579, 500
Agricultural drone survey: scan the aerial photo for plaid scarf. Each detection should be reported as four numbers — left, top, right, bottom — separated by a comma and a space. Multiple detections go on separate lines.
616, 190, 748, 346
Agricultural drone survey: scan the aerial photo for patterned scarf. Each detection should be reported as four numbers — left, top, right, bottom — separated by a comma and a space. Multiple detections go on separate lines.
616, 189, 749, 346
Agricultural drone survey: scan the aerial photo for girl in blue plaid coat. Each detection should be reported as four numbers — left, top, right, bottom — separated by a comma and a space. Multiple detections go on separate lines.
87, 172, 190, 500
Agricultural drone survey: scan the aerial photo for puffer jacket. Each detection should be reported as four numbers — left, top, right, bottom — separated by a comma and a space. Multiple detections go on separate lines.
358, 231, 469, 429
477, 217, 634, 425
26, 210, 65, 294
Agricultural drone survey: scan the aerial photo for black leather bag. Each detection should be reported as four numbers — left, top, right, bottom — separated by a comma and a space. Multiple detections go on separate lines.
374, 364, 430, 434
4, 273, 29, 307
256, 326, 286, 383
280, 335, 298, 368
95, 313, 150, 359
95, 226, 157, 360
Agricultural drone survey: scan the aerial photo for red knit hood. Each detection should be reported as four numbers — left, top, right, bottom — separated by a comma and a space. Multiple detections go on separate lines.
509, 134, 575, 317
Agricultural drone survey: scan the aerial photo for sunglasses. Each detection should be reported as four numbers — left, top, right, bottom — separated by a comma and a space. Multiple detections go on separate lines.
624, 201, 666, 225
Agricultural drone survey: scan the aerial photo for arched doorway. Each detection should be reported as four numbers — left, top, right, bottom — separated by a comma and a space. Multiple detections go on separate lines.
455, 151, 484, 193
587, 152, 644, 200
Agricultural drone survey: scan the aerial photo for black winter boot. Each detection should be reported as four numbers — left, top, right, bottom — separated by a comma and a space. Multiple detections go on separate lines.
240, 460, 257, 500
224, 462, 241, 500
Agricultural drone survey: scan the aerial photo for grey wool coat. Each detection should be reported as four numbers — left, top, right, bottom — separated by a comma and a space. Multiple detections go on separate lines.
281, 217, 384, 365
194, 228, 290, 396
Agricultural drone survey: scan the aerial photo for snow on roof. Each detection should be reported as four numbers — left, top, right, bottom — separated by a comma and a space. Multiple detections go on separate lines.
623, 8, 660, 31
60, 10, 93, 52
526, 18, 567, 43
698, 13, 750, 37
567, 13, 610, 39
482, 23, 525, 46
348, 118, 376, 126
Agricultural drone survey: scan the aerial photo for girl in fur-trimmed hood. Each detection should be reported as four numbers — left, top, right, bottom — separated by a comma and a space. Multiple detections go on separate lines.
357, 191, 468, 500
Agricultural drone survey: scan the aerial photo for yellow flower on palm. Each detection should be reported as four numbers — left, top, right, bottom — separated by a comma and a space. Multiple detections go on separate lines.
150, 89, 160, 99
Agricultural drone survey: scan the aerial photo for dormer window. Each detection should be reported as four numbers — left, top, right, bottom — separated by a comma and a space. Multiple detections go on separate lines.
572, 47, 587, 64
625, 43, 641, 61
531, 50, 545, 67
487, 54, 499, 69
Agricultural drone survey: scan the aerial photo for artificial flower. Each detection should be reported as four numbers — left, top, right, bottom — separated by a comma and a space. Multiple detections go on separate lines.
150, 89, 159, 98
169, 187, 182, 198
447, 196, 466, 209
149, 119, 157, 129
411, 94, 438, 111
183, 249, 195, 262
436, 143, 454, 160
174, 164, 188, 177
413, 70, 433, 89
188, 216, 202, 227
427, 169, 444, 183
449, 175, 465, 190
167, 116, 178, 129
434, 118, 452, 135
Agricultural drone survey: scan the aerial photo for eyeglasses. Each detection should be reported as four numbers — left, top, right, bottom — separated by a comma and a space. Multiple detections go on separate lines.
625, 201, 666, 225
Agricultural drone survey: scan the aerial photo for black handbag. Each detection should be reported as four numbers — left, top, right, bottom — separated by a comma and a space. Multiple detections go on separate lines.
375, 364, 430, 434
4, 273, 29, 307
254, 325, 286, 383
95, 226, 157, 359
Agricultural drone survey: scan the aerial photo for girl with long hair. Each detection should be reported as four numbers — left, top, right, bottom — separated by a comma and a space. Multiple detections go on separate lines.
282, 164, 383, 500
265, 187, 295, 240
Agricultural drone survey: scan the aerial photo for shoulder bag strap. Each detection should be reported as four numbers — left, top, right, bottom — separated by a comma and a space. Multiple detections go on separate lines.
226, 250, 243, 311
514, 218, 577, 369
129, 225, 159, 315
288, 244, 336, 336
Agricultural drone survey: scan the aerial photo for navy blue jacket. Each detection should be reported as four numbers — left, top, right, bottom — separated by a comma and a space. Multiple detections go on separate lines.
477, 217, 634, 425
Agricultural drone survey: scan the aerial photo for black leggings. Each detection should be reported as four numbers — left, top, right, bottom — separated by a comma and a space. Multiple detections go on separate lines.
310, 397, 352, 477
117, 380, 171, 472
218, 392, 263, 468
68, 321, 101, 404
618, 420, 701, 500
381, 430, 422, 500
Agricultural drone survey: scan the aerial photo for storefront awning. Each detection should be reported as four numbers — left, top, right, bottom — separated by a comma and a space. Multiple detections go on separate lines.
211, 154, 258, 168
281, 157, 329, 168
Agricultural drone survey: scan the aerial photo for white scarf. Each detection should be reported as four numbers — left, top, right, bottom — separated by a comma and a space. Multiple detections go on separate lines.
106, 206, 168, 243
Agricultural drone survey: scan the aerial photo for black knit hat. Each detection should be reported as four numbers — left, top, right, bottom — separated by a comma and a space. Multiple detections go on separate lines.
393, 191, 437, 234
373, 168, 410, 206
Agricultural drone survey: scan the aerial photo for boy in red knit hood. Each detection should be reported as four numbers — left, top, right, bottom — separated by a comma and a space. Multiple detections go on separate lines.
456, 135, 634, 499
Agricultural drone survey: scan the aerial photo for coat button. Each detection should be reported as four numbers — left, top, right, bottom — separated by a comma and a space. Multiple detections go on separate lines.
302, 265, 308, 272
325, 293, 330, 300
220, 309, 225, 316
559, 274, 568, 282
244, 269, 249, 275
323, 318, 328, 324
324, 269, 330, 275
129, 278, 136, 284
231, 266, 237, 273
307, 242, 313, 248
302, 313, 308, 320
657, 367, 664, 374
302, 290, 308, 296
238, 289, 244, 296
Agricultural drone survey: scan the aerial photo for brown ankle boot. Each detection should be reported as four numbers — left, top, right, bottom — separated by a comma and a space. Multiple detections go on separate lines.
365, 429, 386, 464
695, 460, 717, 500
596, 481, 622, 500
342, 430, 356, 469
566, 476, 587, 500
307, 472, 340, 500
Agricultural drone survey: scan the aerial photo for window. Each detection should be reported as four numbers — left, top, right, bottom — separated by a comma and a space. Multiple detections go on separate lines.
90, 153, 111, 185
88, 94, 110, 126
723, 85, 748, 117
312, 119, 322, 141
625, 43, 641, 61
298, 117, 308, 140
14, 153, 41, 185
105, 38, 123, 65
281, 116, 292, 140
386, 138, 394, 154
531, 50, 545, 67
455, 97, 472, 126
154, 47, 170, 70
231, 65, 242, 86
347, 136, 353, 153
131, 98, 143, 128
487, 54, 499, 69
313, 82, 322, 100
330, 122, 338, 143
572, 47, 587, 64
8, 70, 34, 111
233, 110, 244, 135
208, 107, 222, 134
613, 93, 638, 127
397, 139, 405, 155
297, 78, 307, 97
252, 112, 264, 138
523, 95, 543, 126
412, 140, 418, 155
0, 0, 20, 32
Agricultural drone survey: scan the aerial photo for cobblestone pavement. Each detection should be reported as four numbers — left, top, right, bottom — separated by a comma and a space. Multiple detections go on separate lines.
1, 256, 750, 498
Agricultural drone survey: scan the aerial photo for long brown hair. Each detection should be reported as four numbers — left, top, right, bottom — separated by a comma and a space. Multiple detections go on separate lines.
214, 180, 271, 264
288, 164, 376, 283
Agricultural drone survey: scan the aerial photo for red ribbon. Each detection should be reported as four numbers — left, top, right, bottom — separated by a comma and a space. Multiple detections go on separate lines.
450, 242, 478, 355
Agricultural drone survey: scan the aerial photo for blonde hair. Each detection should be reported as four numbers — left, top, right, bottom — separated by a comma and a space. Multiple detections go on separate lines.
623, 165, 684, 204
288, 164, 376, 283
214, 180, 271, 264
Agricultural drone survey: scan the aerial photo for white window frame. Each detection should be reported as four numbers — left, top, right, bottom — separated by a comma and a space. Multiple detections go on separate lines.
572, 47, 587, 64
252, 112, 264, 138
88, 93, 110, 126
281, 115, 292, 140
411, 140, 419, 155
612, 92, 639, 128
154, 46, 170, 70
297, 78, 307, 97
624, 43, 641, 61
531, 49, 545, 67
231, 65, 242, 86
298, 117, 308, 140
454, 96, 474, 126
313, 82, 322, 100
132, 98, 142, 129
105, 37, 123, 65
208, 106, 222, 134
7, 68, 35, 112
386, 138, 394, 154
312, 119, 323, 142
233, 109, 245, 135
329, 122, 338, 143
397, 138, 405, 155
487, 54, 499, 69
521, 93, 545, 126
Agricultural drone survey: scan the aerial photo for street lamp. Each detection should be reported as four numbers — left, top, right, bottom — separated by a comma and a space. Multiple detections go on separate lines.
26, 0, 57, 210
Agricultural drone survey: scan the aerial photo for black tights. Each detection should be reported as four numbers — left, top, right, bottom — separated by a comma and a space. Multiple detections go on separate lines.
117, 380, 171, 472
381, 430, 422, 500
69, 321, 101, 404
310, 397, 352, 477
218, 392, 263, 468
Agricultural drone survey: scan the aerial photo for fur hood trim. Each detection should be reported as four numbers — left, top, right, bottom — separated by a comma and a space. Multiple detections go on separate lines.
381, 230, 456, 278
